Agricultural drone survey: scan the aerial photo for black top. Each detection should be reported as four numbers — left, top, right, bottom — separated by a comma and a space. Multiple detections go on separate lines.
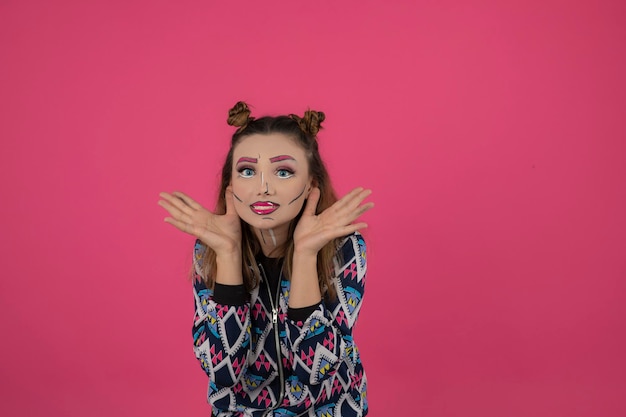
212, 253, 319, 322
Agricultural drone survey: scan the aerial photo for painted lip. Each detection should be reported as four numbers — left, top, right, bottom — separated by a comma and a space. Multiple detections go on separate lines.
250, 201, 280, 215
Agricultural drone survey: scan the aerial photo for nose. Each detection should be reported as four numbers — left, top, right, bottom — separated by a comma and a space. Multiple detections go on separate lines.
258, 171, 273, 195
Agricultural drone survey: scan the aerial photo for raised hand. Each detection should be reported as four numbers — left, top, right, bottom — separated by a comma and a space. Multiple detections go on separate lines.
293, 187, 374, 256
158, 189, 242, 256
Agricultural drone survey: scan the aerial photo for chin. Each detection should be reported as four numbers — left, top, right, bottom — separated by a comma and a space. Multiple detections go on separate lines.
239, 215, 277, 228
241, 216, 294, 232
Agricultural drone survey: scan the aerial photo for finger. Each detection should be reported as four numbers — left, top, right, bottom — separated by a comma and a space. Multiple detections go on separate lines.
327, 222, 369, 240
336, 187, 363, 206
171, 191, 203, 210
343, 222, 368, 236
303, 187, 321, 216
158, 199, 188, 221
159, 192, 194, 214
332, 201, 374, 229
164, 217, 195, 235
335, 187, 370, 211
354, 201, 375, 218
349, 188, 373, 208
334, 189, 373, 219
224, 187, 237, 217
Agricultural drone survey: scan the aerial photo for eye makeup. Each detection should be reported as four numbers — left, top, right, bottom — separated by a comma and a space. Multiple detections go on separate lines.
237, 167, 255, 178
269, 155, 295, 163
272, 156, 296, 179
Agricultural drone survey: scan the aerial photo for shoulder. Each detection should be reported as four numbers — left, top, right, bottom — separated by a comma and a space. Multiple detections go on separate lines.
193, 239, 206, 269
338, 232, 366, 259
336, 232, 367, 272
192, 239, 209, 290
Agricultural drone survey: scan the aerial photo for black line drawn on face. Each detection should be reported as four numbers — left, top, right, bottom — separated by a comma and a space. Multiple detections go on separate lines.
233, 193, 243, 202
288, 185, 307, 205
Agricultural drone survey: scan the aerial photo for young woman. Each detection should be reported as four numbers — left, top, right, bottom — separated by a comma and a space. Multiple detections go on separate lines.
159, 101, 373, 416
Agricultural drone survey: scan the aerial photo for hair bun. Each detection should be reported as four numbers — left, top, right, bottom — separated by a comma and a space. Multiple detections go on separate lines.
227, 101, 253, 128
296, 109, 325, 136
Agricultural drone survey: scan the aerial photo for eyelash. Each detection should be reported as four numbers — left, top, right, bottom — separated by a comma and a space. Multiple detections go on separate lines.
236, 166, 295, 178
237, 166, 255, 178
276, 167, 294, 178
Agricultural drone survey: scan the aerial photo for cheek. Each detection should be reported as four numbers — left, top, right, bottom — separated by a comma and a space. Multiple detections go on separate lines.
286, 191, 307, 213
232, 199, 249, 220
232, 193, 246, 208
290, 202, 306, 217
231, 180, 249, 198
287, 182, 309, 203
229, 184, 247, 211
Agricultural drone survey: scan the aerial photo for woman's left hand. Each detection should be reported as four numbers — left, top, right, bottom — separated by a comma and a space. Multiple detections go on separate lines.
293, 187, 374, 256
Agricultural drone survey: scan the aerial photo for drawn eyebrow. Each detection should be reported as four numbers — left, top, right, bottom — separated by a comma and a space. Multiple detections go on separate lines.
236, 157, 258, 164
269, 155, 295, 163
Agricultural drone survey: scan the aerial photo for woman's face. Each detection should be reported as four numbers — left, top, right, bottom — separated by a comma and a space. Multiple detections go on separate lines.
231, 133, 312, 231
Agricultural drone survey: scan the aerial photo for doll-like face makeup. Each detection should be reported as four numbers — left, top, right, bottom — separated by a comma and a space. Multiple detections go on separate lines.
231, 133, 312, 233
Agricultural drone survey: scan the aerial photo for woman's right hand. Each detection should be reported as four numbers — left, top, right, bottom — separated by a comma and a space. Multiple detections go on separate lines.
158, 189, 241, 256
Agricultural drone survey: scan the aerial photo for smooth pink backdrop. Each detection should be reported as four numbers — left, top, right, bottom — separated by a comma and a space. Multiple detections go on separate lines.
1, 1, 625, 416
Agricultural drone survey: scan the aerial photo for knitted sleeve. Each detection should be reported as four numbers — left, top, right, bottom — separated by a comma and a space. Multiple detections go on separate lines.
191, 240, 251, 389
283, 233, 367, 385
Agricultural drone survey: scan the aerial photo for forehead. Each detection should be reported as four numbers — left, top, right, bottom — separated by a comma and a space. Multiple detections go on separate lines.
233, 133, 307, 159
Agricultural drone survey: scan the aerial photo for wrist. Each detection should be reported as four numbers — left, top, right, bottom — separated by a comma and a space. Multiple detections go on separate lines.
289, 250, 321, 308
292, 250, 318, 275
293, 246, 318, 259
215, 249, 243, 285
216, 251, 242, 268
215, 245, 242, 260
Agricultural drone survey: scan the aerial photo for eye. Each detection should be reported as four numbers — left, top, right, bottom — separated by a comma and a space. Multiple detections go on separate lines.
276, 168, 294, 179
238, 167, 255, 178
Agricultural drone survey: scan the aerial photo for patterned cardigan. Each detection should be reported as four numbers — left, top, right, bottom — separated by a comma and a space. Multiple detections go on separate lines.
191, 233, 368, 417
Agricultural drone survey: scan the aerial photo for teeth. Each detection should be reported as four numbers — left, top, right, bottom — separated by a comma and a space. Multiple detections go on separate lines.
252, 203, 276, 210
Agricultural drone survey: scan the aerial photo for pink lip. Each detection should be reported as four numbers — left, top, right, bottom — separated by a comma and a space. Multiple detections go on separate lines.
250, 201, 280, 215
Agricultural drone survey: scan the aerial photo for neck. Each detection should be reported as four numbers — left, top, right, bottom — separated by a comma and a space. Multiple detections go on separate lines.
254, 225, 290, 257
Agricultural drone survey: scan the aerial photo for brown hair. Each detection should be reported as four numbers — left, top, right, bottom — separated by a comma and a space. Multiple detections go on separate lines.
199, 101, 340, 299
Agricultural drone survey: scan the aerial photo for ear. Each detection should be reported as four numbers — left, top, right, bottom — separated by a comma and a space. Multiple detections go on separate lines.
306, 178, 317, 198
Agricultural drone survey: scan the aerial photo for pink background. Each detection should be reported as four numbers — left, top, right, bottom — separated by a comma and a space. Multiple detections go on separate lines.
1, 1, 625, 416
